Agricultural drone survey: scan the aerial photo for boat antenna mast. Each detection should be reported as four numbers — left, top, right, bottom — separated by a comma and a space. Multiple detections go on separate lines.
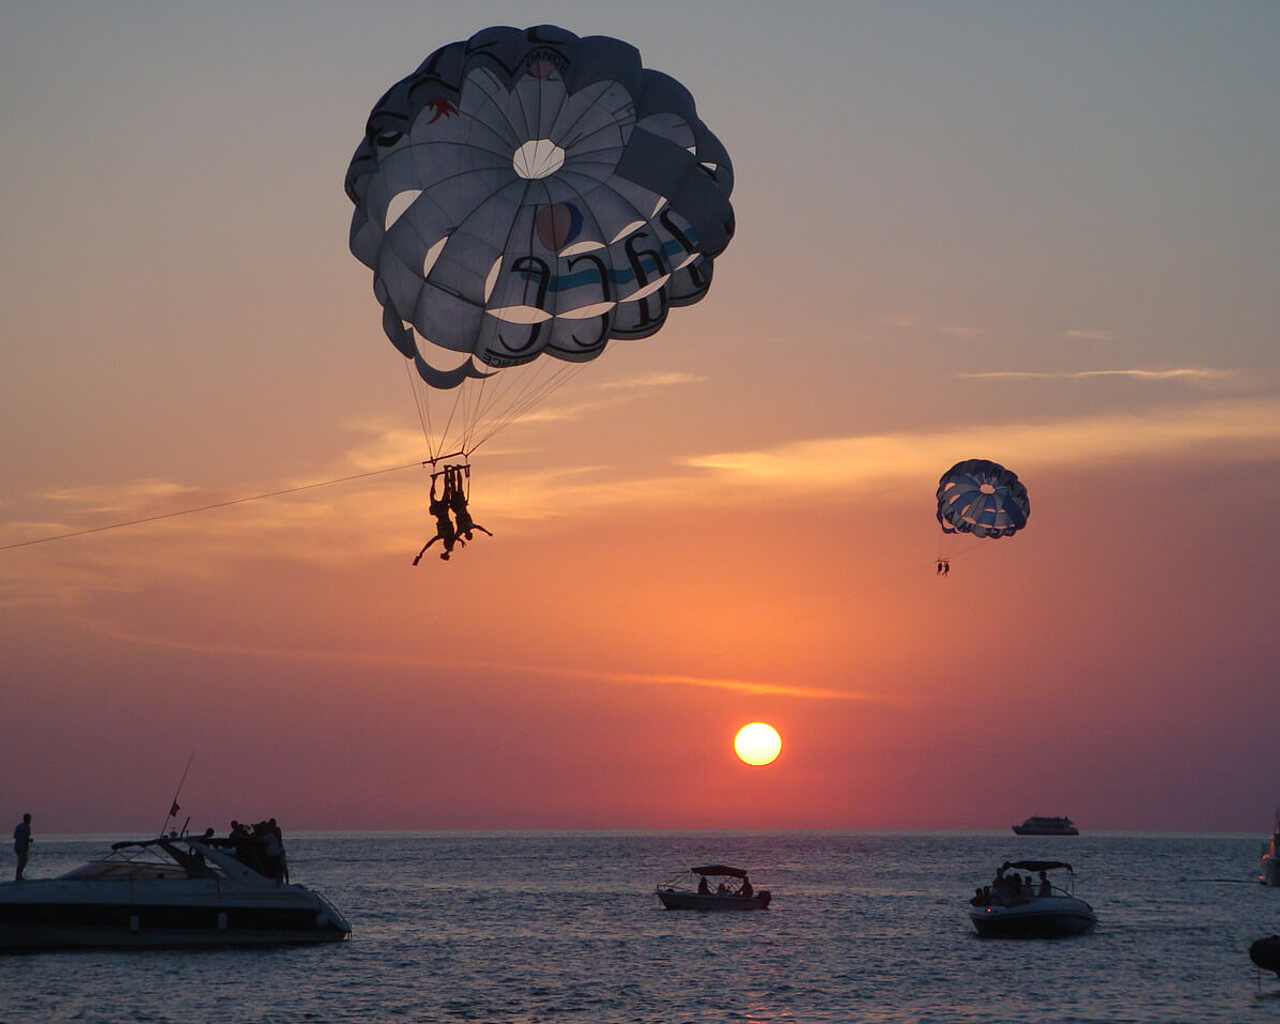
158, 750, 195, 837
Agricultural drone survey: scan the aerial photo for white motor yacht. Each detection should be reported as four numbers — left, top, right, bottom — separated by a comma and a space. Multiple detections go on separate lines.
969, 859, 1096, 938
0, 832, 350, 950
1012, 815, 1079, 836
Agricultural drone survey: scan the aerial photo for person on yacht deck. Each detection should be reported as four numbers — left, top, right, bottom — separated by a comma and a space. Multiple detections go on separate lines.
13, 813, 32, 882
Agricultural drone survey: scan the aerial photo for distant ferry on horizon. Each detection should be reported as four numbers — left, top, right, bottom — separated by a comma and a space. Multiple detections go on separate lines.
1012, 815, 1079, 836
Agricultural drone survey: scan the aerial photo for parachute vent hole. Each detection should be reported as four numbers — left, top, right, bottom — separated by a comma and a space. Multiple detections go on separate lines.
512, 139, 565, 180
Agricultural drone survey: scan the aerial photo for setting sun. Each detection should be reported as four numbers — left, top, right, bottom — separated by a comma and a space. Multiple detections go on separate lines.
734, 722, 782, 766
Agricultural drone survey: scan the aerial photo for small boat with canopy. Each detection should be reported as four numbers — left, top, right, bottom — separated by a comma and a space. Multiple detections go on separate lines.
968, 859, 1096, 938
655, 865, 771, 911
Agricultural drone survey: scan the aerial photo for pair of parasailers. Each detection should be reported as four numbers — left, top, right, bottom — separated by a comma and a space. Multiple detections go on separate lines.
413, 464, 491, 564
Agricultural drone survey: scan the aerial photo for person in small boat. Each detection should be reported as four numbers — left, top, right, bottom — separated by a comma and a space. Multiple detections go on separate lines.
1037, 870, 1052, 897
716, 882, 728, 895
413, 474, 463, 564
698, 876, 710, 895
739, 875, 754, 898
445, 465, 491, 542
993, 868, 1024, 906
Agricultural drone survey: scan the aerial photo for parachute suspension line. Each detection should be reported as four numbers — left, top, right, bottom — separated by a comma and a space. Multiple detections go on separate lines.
467, 336, 624, 457
0, 461, 425, 553
404, 354, 472, 464
466, 358, 589, 457
461, 363, 492, 458
433, 377, 468, 462
403, 359, 436, 461
468, 361, 553, 448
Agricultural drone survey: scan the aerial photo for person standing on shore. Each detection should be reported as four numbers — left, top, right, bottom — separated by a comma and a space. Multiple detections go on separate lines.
13, 813, 32, 882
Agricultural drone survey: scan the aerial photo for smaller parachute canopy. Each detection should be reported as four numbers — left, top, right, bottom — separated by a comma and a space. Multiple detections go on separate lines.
936, 458, 1030, 539
691, 864, 749, 878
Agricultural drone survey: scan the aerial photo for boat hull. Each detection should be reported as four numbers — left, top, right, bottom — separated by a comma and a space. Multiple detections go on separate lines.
1012, 821, 1078, 836
1251, 935, 1280, 975
656, 889, 771, 911
1262, 853, 1280, 886
0, 880, 349, 950
969, 898, 1096, 939
0, 921, 347, 950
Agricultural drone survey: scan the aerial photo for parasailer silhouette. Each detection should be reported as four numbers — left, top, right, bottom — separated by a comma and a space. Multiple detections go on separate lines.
412, 470, 464, 564
445, 465, 491, 542
934, 459, 1028, 577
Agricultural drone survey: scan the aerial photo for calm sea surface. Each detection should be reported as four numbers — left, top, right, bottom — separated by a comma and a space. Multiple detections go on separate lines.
4, 831, 1280, 1023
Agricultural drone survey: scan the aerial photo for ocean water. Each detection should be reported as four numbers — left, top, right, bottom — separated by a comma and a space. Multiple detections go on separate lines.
4, 831, 1280, 1024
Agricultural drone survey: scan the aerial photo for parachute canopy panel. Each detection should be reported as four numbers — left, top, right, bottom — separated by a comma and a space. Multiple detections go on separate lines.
936, 458, 1030, 539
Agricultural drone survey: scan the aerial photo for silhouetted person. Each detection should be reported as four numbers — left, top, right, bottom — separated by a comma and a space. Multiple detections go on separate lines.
413, 482, 463, 564
269, 817, 288, 884
437, 464, 489, 542
1038, 870, 1052, 897
739, 876, 753, 898
698, 876, 710, 895
13, 813, 32, 882
262, 824, 284, 886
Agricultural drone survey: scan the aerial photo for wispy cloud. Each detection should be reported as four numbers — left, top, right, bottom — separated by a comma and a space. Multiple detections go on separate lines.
1064, 329, 1117, 342
884, 315, 986, 340
685, 398, 1280, 494
957, 367, 1238, 382
599, 371, 706, 390
80, 621, 900, 704
43, 478, 200, 510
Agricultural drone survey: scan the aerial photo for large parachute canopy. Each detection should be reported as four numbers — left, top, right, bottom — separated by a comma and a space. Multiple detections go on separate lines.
346, 25, 735, 462
936, 459, 1030, 539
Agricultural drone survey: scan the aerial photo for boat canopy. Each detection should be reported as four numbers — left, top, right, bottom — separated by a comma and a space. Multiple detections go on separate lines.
1002, 860, 1072, 873
691, 864, 749, 878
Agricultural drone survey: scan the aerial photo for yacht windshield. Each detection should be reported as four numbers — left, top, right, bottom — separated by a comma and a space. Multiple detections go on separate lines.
57, 843, 228, 881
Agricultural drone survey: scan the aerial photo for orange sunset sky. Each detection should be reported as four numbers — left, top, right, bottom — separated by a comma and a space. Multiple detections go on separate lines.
2, 2, 1278, 834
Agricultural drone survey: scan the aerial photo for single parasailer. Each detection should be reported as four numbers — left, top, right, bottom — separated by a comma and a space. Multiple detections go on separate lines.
934, 458, 1030, 576
345, 25, 736, 560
